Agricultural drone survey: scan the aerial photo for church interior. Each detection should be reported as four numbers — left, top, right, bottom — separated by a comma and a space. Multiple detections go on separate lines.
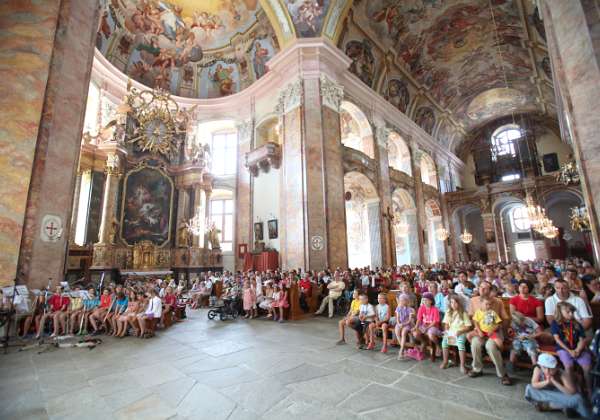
1, 0, 600, 419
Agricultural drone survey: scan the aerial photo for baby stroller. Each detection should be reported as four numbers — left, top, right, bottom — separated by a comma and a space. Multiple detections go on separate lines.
207, 295, 241, 321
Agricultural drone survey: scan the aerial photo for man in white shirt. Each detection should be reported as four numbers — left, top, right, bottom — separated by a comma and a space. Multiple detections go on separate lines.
315, 273, 346, 318
545, 279, 592, 330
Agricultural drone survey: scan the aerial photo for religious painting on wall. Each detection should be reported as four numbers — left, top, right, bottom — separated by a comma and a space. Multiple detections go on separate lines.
254, 222, 264, 241
121, 166, 173, 247
199, 61, 240, 98
345, 39, 375, 87
286, 0, 330, 37
385, 78, 410, 113
268, 219, 278, 239
414, 106, 436, 135
251, 38, 276, 79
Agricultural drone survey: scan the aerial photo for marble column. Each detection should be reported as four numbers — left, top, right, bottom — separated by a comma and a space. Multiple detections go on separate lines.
69, 169, 83, 243
410, 143, 426, 264
278, 75, 347, 271
235, 120, 253, 270
97, 154, 122, 245
9, 0, 99, 288
374, 124, 394, 267
367, 201, 383, 268
542, 0, 600, 262
431, 216, 446, 263
203, 189, 212, 250
482, 212, 498, 263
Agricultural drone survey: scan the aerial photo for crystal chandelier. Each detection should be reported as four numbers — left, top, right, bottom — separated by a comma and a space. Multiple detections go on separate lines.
525, 194, 545, 231
436, 226, 450, 241
539, 217, 559, 239
556, 159, 580, 185
570, 206, 591, 232
460, 229, 473, 244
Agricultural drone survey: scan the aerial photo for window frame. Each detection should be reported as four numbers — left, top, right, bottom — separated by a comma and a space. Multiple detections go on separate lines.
511, 206, 531, 232
210, 131, 238, 176
209, 197, 234, 252
491, 125, 521, 161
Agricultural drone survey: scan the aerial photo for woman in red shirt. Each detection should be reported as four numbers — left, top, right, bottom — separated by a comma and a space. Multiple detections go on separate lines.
509, 280, 544, 323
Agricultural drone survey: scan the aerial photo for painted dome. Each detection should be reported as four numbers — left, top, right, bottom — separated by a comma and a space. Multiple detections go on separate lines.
96, 0, 279, 98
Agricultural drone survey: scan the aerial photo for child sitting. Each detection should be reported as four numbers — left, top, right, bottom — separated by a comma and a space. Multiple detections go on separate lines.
469, 296, 503, 350
394, 293, 416, 360
367, 293, 390, 352
508, 311, 542, 370
551, 301, 593, 397
411, 292, 441, 361
352, 294, 375, 349
525, 352, 591, 418
270, 283, 289, 322
337, 289, 360, 345
440, 294, 472, 374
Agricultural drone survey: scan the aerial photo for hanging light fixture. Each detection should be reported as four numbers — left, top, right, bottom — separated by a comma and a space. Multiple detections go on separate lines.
556, 158, 580, 185
436, 226, 450, 241
460, 229, 473, 244
525, 194, 545, 231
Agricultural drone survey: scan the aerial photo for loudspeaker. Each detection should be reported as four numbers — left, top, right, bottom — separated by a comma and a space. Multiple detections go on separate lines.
542, 153, 559, 172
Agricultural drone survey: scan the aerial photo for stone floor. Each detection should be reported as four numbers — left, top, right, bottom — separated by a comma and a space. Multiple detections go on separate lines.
0, 310, 566, 420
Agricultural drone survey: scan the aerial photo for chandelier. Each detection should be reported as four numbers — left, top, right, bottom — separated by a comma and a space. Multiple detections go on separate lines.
556, 159, 580, 185
436, 226, 450, 241
525, 194, 545, 231
460, 229, 473, 244
538, 217, 559, 239
570, 206, 591, 232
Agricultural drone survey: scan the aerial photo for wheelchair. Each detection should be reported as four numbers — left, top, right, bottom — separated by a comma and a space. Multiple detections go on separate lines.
207, 296, 240, 321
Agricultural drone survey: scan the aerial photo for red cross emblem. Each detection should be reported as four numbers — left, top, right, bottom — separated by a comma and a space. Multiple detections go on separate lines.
45, 222, 59, 236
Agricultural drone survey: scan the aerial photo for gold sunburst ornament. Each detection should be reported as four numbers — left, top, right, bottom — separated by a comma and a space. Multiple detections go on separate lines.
124, 84, 196, 159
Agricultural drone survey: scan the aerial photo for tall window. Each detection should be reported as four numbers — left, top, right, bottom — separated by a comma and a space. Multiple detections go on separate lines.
210, 132, 237, 175
511, 206, 531, 231
210, 198, 234, 251
491, 126, 521, 161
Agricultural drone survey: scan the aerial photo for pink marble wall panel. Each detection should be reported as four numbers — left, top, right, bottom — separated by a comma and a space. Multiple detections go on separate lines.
17, 0, 99, 289
322, 106, 348, 269
0, 0, 61, 285
280, 107, 307, 270
303, 78, 328, 270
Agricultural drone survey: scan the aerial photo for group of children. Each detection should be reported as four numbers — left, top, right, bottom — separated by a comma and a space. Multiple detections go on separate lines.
24, 280, 180, 339
336, 286, 595, 417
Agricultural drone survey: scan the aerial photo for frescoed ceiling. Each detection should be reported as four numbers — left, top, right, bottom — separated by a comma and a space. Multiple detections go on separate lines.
96, 0, 279, 98
340, 0, 556, 152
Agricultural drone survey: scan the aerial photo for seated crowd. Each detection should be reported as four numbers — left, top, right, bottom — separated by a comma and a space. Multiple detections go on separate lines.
22, 277, 186, 339
15, 259, 599, 418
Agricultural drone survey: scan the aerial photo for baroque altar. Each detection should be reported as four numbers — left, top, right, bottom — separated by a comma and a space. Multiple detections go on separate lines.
73, 84, 222, 280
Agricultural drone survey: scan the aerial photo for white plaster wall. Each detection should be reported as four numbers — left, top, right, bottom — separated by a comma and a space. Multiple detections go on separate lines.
536, 130, 573, 175
252, 168, 280, 250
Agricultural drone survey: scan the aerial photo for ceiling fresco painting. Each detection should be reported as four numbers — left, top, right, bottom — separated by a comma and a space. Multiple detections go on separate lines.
97, 0, 279, 98
340, 0, 556, 153
285, 0, 330, 37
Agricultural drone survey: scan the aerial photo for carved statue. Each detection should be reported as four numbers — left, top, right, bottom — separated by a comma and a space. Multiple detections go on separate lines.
206, 223, 221, 250
177, 221, 191, 248
108, 218, 119, 244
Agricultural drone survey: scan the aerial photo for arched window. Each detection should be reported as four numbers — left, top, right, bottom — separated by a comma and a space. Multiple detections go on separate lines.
491, 125, 521, 161
511, 206, 531, 232
210, 131, 237, 176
